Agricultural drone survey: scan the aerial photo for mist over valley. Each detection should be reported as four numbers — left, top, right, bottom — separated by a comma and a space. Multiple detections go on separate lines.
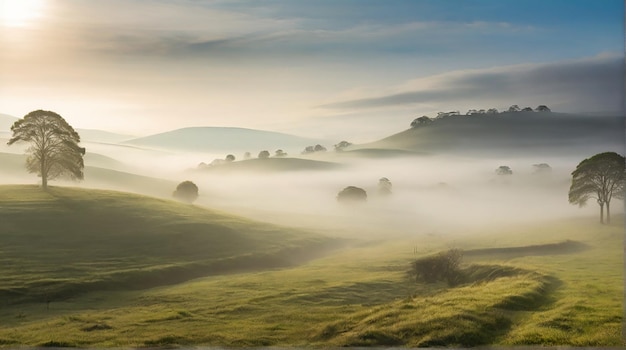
0, 0, 623, 346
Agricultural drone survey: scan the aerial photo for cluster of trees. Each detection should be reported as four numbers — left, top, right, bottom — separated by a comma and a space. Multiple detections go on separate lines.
569, 152, 624, 224
494, 163, 552, 176
410, 104, 551, 128
302, 144, 327, 154
198, 149, 289, 168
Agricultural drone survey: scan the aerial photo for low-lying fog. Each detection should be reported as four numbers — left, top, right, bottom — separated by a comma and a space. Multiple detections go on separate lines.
1, 137, 617, 239
190, 155, 601, 236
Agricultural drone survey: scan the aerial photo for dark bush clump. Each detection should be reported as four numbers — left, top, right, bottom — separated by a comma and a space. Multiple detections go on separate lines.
337, 186, 367, 203
173, 180, 199, 204
410, 249, 463, 286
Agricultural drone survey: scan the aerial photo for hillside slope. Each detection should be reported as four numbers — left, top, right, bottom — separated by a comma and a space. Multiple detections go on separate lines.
364, 112, 624, 156
1, 113, 133, 143
0, 186, 341, 304
124, 127, 324, 153
198, 157, 342, 173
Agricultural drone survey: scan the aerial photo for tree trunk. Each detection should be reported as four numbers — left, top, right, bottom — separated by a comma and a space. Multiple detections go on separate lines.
599, 202, 604, 224
606, 201, 611, 224
41, 158, 47, 190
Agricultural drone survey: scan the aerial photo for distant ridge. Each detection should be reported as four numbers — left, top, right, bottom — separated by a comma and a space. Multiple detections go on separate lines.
124, 126, 323, 153
0, 113, 18, 131
198, 157, 342, 173
0, 113, 133, 143
361, 112, 625, 156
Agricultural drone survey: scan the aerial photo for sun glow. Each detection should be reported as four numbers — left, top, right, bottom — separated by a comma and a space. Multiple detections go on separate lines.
0, 0, 45, 27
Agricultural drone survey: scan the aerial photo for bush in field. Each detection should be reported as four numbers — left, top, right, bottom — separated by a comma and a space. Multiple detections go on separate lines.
173, 180, 199, 204
378, 177, 392, 196
410, 249, 463, 286
495, 165, 513, 175
337, 186, 367, 203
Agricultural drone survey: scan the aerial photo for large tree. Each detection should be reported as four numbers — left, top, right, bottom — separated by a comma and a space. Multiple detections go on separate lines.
569, 152, 625, 224
7, 110, 85, 189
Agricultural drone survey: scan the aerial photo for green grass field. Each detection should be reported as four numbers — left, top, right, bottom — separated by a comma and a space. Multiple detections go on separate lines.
0, 185, 622, 347
0, 185, 340, 305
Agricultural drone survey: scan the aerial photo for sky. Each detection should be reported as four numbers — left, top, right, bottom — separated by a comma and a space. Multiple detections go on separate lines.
0, 0, 623, 141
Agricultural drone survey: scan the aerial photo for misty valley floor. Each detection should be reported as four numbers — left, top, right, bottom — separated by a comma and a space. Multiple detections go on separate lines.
0, 206, 622, 347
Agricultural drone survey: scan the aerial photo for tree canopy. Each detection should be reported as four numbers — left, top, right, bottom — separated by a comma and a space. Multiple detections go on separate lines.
337, 186, 367, 203
378, 177, 392, 195
495, 166, 513, 175
7, 110, 85, 189
173, 180, 199, 204
569, 152, 625, 224
334, 140, 353, 151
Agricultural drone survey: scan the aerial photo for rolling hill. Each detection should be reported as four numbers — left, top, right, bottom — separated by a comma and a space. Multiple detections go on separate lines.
362, 112, 625, 156
0, 152, 176, 197
0, 113, 17, 131
124, 127, 324, 153
0, 113, 134, 143
198, 157, 342, 173
0, 185, 341, 304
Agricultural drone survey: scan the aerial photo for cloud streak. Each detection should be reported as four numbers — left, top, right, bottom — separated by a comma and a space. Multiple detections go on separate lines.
321, 54, 624, 114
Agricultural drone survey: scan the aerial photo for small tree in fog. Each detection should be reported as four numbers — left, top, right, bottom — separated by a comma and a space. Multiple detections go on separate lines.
521, 107, 534, 112
535, 105, 551, 112
314, 144, 327, 152
378, 177, 392, 196
225, 154, 235, 162
173, 181, 199, 204
569, 152, 625, 224
486, 108, 499, 114
337, 186, 367, 203
243, 152, 251, 160
258, 150, 270, 159
411, 116, 432, 127
275, 149, 287, 157
507, 105, 520, 112
495, 166, 513, 175
334, 140, 353, 152
532, 163, 552, 174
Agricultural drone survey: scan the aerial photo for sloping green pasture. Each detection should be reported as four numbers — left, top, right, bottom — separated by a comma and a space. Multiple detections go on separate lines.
0, 186, 622, 347
0, 185, 338, 305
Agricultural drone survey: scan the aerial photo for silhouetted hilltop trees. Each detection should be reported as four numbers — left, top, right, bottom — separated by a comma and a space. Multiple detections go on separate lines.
410, 104, 551, 128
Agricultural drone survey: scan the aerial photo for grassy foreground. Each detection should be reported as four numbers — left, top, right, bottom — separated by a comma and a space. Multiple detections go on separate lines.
0, 185, 340, 305
0, 185, 622, 347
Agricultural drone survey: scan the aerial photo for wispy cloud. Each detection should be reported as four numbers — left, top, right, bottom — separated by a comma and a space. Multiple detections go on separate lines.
320, 54, 624, 114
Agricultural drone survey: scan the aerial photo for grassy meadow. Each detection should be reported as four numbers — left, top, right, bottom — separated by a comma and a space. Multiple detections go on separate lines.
0, 184, 622, 347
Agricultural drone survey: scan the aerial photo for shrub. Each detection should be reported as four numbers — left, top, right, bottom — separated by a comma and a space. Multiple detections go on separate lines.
410, 249, 463, 286
173, 181, 199, 204
337, 186, 367, 203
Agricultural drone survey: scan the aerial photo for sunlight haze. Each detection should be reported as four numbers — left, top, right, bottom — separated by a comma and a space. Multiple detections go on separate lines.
0, 0, 622, 140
